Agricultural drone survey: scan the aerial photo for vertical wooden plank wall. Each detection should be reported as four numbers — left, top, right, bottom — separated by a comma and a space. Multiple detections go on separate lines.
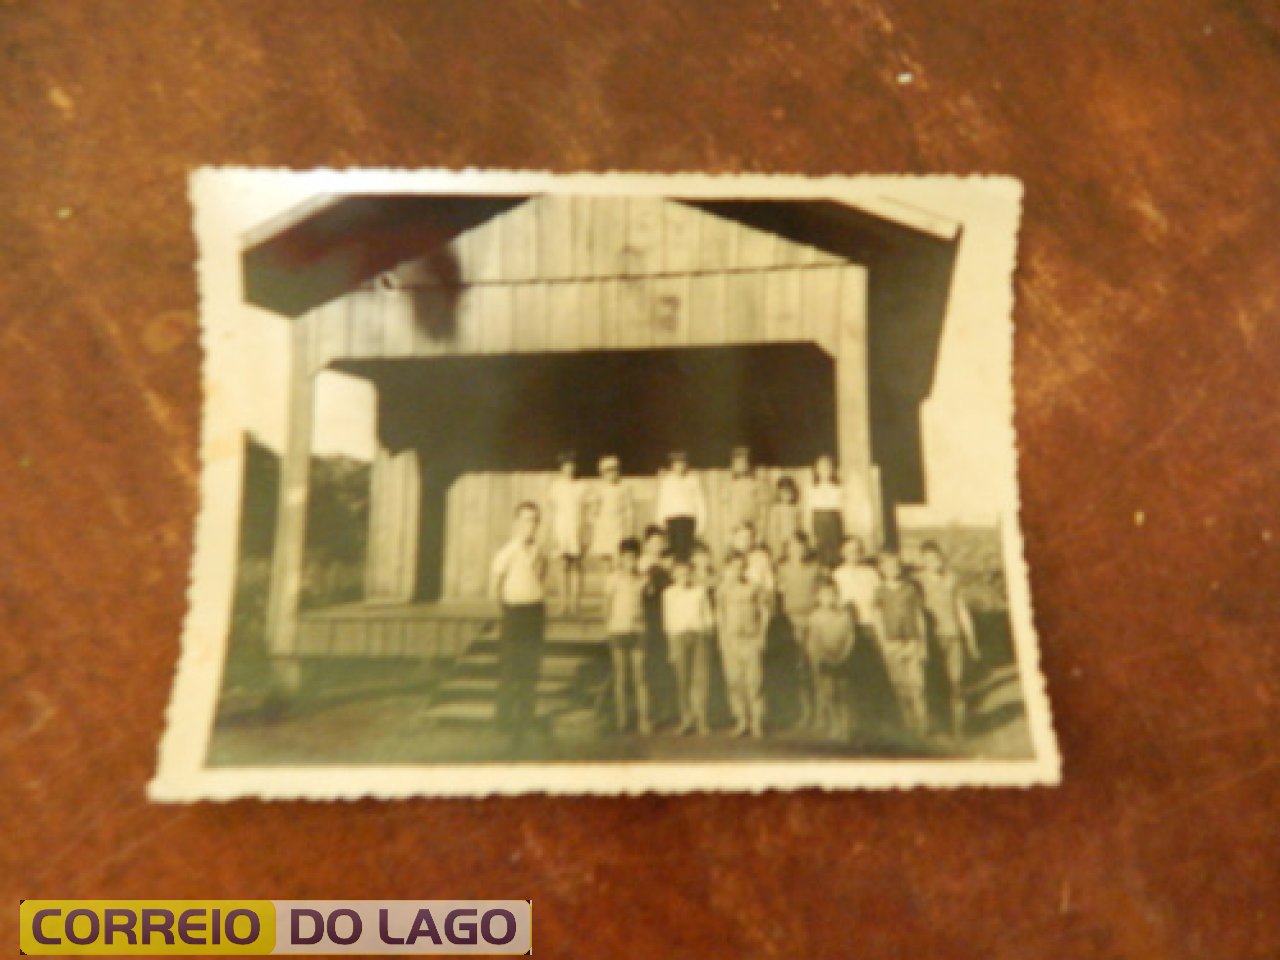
301, 198, 860, 365
363, 448, 420, 602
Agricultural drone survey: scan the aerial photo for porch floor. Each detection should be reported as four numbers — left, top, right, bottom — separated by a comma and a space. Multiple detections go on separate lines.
295, 597, 606, 659
302, 597, 601, 623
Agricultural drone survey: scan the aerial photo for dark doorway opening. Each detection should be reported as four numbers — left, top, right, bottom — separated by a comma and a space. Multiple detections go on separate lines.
337, 343, 839, 600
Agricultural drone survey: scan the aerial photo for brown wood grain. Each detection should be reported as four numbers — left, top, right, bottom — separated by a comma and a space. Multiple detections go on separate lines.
1, 1, 1278, 957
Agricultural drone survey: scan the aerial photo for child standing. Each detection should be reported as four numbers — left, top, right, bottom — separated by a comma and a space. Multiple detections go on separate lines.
690, 540, 717, 594
766, 476, 803, 559
728, 520, 757, 561
655, 450, 706, 562
833, 535, 882, 630
777, 531, 821, 729
585, 454, 635, 571
717, 552, 772, 738
663, 559, 715, 734
807, 580, 856, 738
639, 526, 674, 727
488, 502, 549, 748
727, 523, 777, 598
724, 446, 769, 537
746, 542, 777, 598
806, 455, 844, 569
546, 452, 585, 616
690, 540, 719, 717
917, 541, 980, 736
603, 538, 651, 734
875, 552, 929, 737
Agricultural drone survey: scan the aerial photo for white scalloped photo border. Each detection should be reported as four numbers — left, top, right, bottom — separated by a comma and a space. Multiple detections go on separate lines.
151, 169, 1059, 800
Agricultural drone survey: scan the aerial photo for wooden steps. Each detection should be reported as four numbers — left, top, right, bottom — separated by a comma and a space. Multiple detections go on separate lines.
294, 598, 615, 731
420, 613, 610, 730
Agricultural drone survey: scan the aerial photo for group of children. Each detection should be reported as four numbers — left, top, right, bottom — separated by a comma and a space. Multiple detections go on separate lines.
552, 446, 982, 742
545, 446, 849, 616
603, 520, 979, 743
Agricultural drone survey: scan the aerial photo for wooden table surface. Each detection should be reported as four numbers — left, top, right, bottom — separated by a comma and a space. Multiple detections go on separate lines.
2, 2, 1278, 957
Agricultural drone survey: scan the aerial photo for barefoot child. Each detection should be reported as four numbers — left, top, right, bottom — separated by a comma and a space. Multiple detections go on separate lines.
807, 580, 856, 738
777, 531, 821, 729
875, 552, 929, 737
663, 559, 715, 734
546, 452, 585, 615
917, 541, 980, 736
603, 538, 650, 733
717, 552, 772, 737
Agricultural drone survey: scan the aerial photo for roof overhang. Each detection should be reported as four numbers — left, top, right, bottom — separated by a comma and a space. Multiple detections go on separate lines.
241, 194, 958, 319
242, 194, 526, 317
243, 192, 963, 508
334, 343, 837, 473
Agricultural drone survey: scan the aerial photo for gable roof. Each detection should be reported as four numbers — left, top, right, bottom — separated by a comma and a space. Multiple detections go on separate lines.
241, 193, 962, 510
242, 194, 526, 318
242, 194, 956, 317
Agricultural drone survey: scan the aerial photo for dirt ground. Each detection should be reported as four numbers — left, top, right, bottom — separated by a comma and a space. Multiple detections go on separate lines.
207, 659, 1031, 767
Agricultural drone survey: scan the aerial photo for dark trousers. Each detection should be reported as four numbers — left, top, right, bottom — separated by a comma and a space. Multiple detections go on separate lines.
666, 515, 697, 562
812, 510, 845, 569
497, 602, 545, 735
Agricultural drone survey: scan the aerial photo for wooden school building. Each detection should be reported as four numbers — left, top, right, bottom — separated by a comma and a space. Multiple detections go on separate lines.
240, 192, 961, 681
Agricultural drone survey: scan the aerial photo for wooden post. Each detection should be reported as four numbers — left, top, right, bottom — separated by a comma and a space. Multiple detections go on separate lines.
364, 445, 421, 603
264, 320, 316, 692
835, 265, 877, 545
868, 464, 885, 550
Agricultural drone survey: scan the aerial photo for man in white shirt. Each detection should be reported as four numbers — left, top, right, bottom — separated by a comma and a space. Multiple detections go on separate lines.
489, 501, 548, 744
655, 450, 706, 562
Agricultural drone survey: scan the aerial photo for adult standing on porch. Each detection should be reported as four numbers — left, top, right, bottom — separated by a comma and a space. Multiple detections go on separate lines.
488, 502, 549, 750
655, 450, 706, 562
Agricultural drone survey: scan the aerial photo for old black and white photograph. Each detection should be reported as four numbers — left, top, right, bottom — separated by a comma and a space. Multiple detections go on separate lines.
152, 170, 1058, 798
